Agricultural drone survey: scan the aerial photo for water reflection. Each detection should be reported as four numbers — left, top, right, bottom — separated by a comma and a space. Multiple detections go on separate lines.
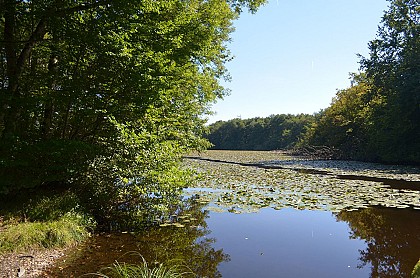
203, 207, 420, 277
44, 198, 420, 278
336, 207, 420, 278
45, 198, 229, 277
205, 208, 370, 278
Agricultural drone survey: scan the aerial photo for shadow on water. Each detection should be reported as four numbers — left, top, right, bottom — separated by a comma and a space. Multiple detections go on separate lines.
44, 198, 229, 278
336, 206, 420, 278
185, 156, 420, 191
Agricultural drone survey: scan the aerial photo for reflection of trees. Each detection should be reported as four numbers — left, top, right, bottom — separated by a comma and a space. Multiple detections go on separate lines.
336, 207, 420, 278
46, 197, 229, 277
136, 197, 230, 278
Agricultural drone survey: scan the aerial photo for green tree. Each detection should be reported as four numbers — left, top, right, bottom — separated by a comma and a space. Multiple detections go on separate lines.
0, 0, 266, 224
360, 0, 420, 163
301, 0, 419, 164
300, 74, 371, 159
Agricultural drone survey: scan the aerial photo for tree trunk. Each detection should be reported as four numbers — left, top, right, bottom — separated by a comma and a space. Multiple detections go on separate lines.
41, 55, 59, 139
1, 1, 47, 139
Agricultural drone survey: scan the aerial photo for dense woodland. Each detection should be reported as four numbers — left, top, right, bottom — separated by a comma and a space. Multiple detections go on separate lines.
206, 114, 314, 150
0, 0, 265, 226
208, 0, 420, 165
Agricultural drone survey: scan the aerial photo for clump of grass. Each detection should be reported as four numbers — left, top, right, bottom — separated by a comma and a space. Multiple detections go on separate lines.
0, 212, 93, 253
92, 255, 194, 278
0, 192, 95, 254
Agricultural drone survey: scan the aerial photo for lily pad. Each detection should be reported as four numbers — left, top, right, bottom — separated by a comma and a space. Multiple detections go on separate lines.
184, 151, 420, 214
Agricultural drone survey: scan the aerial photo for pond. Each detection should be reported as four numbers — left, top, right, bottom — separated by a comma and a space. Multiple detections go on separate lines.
46, 150, 420, 277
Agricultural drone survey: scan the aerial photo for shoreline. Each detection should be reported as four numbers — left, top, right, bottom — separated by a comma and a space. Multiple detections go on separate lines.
0, 247, 71, 278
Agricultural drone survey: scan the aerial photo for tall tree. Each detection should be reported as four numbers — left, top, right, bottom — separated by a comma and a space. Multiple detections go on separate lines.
301, 0, 419, 164
0, 0, 266, 223
360, 0, 420, 163
300, 74, 372, 160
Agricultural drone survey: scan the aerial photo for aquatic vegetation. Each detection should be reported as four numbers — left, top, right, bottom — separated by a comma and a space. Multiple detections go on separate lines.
184, 151, 420, 213
47, 198, 228, 277
94, 258, 194, 278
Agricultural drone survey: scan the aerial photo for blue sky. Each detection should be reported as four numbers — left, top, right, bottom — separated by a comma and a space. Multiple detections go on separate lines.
207, 0, 389, 123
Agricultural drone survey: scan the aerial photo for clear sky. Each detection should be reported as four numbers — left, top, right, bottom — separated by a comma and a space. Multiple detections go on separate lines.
206, 0, 389, 123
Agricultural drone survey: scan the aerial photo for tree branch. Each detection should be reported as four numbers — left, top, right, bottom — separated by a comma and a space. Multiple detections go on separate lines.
15, 18, 47, 78
12, 0, 114, 87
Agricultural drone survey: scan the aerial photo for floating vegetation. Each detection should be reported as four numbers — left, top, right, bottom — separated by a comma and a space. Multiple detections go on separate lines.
184, 151, 420, 213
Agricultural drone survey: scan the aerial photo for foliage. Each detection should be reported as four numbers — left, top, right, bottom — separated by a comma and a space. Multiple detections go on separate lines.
299, 74, 372, 160
207, 114, 314, 150
0, 0, 266, 226
75, 118, 201, 229
359, 0, 420, 163
301, 0, 420, 164
413, 259, 420, 278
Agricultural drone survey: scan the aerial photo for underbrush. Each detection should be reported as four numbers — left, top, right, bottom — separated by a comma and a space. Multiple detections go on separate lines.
0, 191, 95, 254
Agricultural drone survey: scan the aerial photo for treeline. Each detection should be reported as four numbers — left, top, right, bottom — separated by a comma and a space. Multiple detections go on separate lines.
206, 114, 314, 150
208, 0, 420, 165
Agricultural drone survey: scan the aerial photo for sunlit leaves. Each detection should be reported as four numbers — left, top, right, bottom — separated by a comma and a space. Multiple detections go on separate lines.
0, 0, 266, 226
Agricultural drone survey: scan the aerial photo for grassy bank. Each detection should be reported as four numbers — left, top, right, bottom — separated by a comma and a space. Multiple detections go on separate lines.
0, 190, 95, 254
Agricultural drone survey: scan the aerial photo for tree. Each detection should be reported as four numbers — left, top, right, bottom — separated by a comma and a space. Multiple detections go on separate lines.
0, 0, 266, 224
301, 0, 419, 164
360, 0, 420, 163
300, 74, 372, 160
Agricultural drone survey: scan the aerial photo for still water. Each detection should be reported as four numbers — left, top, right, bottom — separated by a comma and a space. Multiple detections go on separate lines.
206, 208, 369, 278
47, 205, 420, 277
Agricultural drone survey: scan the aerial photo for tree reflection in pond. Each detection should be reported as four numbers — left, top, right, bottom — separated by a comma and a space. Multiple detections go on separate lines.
336, 207, 420, 278
45, 197, 229, 277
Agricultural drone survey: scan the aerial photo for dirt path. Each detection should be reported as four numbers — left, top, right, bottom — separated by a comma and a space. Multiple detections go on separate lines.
0, 248, 69, 278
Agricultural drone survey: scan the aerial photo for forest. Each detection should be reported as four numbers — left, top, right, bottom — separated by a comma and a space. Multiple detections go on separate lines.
206, 114, 314, 150
208, 0, 420, 165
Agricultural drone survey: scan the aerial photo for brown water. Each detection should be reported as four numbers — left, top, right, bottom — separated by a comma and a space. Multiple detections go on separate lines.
46, 205, 420, 278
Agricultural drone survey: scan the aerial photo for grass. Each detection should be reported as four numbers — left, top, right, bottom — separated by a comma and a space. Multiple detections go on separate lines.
85, 253, 194, 278
0, 212, 92, 253
0, 191, 95, 254
90, 256, 194, 278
